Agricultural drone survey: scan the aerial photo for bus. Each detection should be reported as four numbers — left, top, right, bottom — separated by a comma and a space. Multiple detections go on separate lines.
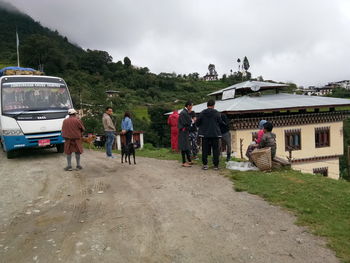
0, 67, 73, 158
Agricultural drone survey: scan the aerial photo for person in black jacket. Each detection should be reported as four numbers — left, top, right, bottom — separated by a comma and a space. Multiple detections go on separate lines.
196, 99, 224, 170
178, 101, 193, 167
220, 113, 232, 162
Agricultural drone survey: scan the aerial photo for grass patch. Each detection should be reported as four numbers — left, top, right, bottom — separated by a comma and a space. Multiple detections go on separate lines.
136, 147, 181, 161
229, 169, 350, 262
132, 106, 150, 121
84, 143, 180, 161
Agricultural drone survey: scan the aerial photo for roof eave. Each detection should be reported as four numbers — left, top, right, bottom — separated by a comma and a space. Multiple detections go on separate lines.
224, 103, 350, 115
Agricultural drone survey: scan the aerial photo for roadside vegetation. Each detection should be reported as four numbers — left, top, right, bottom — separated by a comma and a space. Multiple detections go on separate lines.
230, 169, 350, 262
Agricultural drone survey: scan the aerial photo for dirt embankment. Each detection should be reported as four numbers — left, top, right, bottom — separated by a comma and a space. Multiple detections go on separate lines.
0, 149, 338, 262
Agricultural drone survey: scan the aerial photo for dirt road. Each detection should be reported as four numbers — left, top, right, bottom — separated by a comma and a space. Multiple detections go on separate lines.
0, 149, 338, 263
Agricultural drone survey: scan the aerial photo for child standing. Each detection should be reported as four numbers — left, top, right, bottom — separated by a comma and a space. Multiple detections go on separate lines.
189, 111, 199, 160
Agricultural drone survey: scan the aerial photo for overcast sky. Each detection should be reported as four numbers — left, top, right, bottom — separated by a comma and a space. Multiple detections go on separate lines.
5, 0, 350, 87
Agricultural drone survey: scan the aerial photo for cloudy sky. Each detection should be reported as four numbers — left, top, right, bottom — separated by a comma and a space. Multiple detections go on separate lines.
6, 0, 350, 87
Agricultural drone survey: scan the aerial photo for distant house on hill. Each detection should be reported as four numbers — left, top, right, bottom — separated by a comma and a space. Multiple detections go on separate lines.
327, 80, 350, 90
203, 64, 218, 81
300, 86, 333, 96
191, 80, 350, 179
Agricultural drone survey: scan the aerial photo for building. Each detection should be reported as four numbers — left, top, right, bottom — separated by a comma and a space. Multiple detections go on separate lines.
192, 81, 350, 179
299, 86, 334, 96
203, 64, 218, 81
326, 80, 350, 90
105, 90, 119, 98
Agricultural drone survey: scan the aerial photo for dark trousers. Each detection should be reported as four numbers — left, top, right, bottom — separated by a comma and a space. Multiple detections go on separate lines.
125, 131, 133, 144
202, 137, 220, 167
181, 150, 191, 164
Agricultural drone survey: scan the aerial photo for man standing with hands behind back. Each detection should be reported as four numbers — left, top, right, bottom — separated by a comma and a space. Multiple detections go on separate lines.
197, 99, 223, 170
103, 107, 116, 158
62, 109, 85, 171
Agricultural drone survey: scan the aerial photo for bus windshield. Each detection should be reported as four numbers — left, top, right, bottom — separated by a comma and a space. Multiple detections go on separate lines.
1, 83, 72, 113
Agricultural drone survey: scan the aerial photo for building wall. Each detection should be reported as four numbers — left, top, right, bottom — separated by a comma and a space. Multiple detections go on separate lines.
231, 121, 344, 179
291, 159, 339, 180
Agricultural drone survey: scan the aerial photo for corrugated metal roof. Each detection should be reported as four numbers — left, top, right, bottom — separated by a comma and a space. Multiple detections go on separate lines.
208, 80, 288, 96
191, 93, 350, 114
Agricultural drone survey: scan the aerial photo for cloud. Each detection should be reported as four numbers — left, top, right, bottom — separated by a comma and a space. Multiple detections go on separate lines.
6, 0, 350, 86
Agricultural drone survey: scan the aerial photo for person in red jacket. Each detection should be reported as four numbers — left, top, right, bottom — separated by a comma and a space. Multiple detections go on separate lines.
168, 110, 179, 152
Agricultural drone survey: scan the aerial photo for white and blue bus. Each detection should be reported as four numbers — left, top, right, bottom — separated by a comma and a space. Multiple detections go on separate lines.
0, 67, 73, 158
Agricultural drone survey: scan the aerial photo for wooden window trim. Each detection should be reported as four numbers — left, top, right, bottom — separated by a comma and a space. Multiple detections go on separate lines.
315, 127, 330, 148
313, 167, 328, 177
284, 129, 301, 151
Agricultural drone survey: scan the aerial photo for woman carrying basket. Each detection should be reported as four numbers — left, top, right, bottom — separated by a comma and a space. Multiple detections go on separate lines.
246, 121, 276, 161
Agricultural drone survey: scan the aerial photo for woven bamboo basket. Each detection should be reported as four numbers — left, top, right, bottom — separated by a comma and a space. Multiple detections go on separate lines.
250, 147, 272, 171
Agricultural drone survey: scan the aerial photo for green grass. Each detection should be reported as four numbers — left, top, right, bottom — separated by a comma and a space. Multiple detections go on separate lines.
137, 146, 181, 161
133, 106, 150, 121
230, 169, 350, 262
84, 143, 180, 161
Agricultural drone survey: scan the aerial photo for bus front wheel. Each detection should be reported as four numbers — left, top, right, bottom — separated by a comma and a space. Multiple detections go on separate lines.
6, 151, 15, 159
0, 141, 5, 152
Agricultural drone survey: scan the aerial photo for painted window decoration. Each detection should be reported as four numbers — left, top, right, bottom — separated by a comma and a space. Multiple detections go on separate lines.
285, 129, 301, 151
313, 167, 328, 177
315, 127, 330, 148
251, 131, 258, 142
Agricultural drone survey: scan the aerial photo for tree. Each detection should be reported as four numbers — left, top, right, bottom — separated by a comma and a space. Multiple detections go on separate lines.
124, 56, 131, 68
21, 34, 65, 74
243, 56, 250, 71
80, 49, 112, 73
222, 74, 227, 82
188, 72, 199, 80
148, 105, 172, 147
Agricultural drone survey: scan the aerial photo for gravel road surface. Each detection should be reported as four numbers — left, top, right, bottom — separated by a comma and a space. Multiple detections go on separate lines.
0, 149, 338, 262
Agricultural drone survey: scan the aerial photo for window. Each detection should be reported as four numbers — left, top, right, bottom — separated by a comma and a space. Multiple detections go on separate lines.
315, 127, 330, 148
1, 84, 72, 112
285, 129, 301, 151
313, 167, 328, 177
252, 131, 258, 142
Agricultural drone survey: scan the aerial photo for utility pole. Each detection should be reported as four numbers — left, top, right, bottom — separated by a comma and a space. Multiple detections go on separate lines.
79, 88, 83, 117
16, 28, 20, 67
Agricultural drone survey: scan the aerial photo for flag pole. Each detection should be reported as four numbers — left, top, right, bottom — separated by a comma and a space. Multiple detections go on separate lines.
16, 28, 20, 67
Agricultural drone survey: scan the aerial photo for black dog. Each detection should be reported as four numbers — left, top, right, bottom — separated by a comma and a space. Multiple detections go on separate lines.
121, 142, 137, 165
